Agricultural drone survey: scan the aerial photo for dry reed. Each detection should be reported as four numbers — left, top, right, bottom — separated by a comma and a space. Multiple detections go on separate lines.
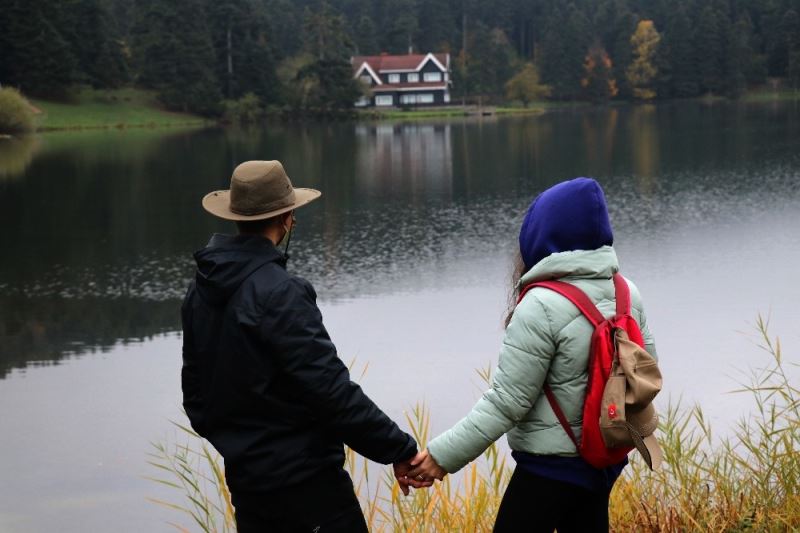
148, 315, 798, 532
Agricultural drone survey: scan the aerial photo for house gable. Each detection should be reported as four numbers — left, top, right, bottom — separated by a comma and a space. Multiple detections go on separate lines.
415, 53, 447, 73
353, 61, 382, 85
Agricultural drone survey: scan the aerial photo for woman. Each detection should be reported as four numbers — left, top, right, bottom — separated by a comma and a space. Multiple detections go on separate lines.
407, 178, 657, 532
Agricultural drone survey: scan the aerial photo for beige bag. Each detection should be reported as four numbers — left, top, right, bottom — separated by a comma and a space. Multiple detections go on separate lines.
599, 329, 664, 470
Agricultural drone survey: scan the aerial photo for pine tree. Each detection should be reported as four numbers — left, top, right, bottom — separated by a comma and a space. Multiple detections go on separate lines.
58, 0, 128, 88
540, 4, 591, 100
131, 0, 222, 115
0, 0, 77, 97
204, 0, 281, 103
694, 5, 726, 95
662, 4, 699, 97
783, 9, 800, 89
626, 20, 661, 100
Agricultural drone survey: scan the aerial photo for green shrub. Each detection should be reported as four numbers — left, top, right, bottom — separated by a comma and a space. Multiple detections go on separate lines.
0, 88, 37, 134
221, 93, 265, 125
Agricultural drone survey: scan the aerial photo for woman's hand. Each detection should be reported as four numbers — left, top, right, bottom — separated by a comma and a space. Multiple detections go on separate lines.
406, 449, 447, 483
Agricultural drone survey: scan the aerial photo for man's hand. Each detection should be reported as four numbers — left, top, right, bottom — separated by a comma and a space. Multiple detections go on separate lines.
406, 449, 446, 482
393, 452, 434, 496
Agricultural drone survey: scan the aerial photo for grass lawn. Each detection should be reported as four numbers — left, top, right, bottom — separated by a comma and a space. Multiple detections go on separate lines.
31, 88, 209, 131
742, 87, 800, 102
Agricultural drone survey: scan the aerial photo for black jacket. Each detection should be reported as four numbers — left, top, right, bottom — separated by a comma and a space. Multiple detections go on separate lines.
181, 234, 417, 493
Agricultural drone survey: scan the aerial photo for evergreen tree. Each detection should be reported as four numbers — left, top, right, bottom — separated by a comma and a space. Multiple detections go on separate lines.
58, 0, 128, 88
723, 15, 749, 97
204, 0, 281, 104
382, 0, 419, 53
0, 0, 77, 97
783, 9, 800, 89
353, 15, 379, 54
540, 4, 591, 100
464, 25, 517, 101
293, 2, 361, 110
131, 0, 222, 115
627, 20, 661, 100
695, 5, 726, 95
662, 4, 699, 97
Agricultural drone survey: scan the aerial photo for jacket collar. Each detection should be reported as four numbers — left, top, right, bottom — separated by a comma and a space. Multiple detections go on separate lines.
518, 246, 619, 287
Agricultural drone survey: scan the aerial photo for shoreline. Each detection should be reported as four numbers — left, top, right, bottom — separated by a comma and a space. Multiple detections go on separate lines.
22, 87, 800, 133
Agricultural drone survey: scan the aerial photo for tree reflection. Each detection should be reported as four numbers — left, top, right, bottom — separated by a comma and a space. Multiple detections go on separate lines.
0, 136, 40, 180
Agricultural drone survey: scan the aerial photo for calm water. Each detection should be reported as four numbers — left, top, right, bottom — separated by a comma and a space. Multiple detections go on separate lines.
1, 102, 799, 532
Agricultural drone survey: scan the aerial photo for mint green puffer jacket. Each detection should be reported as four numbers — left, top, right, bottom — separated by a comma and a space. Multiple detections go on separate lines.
427, 246, 657, 474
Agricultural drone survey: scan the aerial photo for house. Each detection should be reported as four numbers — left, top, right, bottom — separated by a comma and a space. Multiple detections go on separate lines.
351, 53, 452, 108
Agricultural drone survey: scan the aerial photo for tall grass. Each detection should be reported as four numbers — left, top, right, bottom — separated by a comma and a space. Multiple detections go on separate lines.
148, 316, 799, 531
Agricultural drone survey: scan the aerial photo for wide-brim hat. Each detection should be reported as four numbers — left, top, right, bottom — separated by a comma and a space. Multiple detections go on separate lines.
202, 160, 321, 221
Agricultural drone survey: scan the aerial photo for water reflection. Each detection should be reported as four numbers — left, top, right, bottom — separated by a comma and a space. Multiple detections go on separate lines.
0, 136, 40, 180
1, 101, 799, 377
355, 123, 453, 198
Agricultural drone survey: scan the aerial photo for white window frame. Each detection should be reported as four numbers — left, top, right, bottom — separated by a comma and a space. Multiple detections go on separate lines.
423, 72, 442, 83
418, 93, 434, 104
375, 95, 394, 107
388, 73, 400, 83
407, 73, 419, 83
359, 75, 373, 86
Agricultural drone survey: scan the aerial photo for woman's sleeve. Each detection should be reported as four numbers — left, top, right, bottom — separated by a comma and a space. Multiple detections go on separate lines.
426, 293, 556, 473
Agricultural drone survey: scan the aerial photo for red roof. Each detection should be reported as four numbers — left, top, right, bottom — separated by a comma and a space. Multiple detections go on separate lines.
353, 53, 449, 73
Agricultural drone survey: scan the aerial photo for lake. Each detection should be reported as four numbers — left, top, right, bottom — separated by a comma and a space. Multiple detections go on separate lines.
1, 101, 799, 532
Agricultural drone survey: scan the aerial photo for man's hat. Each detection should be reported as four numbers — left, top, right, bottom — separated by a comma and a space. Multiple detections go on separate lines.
202, 160, 321, 221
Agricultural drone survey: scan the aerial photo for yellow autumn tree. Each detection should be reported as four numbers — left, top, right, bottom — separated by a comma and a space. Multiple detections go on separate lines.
626, 20, 661, 100
505, 63, 552, 107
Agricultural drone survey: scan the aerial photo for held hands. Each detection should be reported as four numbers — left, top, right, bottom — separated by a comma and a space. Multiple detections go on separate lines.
393, 449, 446, 495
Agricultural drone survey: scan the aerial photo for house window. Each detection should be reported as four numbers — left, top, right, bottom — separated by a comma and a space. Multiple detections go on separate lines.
418, 93, 434, 104
407, 73, 419, 83
359, 75, 373, 86
423, 72, 442, 83
400, 94, 417, 105
355, 96, 370, 107
375, 95, 393, 107
388, 74, 400, 83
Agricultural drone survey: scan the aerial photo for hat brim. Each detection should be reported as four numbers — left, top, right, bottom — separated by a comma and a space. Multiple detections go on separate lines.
202, 187, 321, 221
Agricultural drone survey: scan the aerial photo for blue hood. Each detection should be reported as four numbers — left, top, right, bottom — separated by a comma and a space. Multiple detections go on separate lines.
519, 178, 614, 270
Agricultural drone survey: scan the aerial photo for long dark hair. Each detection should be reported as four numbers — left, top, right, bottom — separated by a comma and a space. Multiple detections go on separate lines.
504, 252, 527, 328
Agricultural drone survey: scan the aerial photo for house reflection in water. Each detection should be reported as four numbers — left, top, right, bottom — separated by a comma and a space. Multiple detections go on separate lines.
354, 123, 453, 199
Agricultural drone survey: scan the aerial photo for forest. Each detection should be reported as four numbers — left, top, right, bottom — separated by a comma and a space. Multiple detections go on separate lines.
1, 0, 799, 116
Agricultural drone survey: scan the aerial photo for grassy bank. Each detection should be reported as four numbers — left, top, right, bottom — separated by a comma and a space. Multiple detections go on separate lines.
31, 88, 209, 131
741, 87, 800, 102
148, 316, 799, 532
358, 104, 550, 121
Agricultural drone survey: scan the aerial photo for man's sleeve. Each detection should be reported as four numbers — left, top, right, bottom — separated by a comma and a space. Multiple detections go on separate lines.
181, 287, 206, 436
258, 277, 417, 465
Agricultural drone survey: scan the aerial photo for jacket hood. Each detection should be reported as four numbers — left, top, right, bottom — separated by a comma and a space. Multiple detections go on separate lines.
519, 245, 619, 286
519, 177, 614, 270
193, 234, 285, 306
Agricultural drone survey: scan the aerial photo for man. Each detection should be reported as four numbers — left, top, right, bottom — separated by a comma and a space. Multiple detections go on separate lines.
181, 160, 426, 532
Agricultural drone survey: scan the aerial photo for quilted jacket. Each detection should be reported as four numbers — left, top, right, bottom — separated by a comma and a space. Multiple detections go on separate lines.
427, 245, 656, 473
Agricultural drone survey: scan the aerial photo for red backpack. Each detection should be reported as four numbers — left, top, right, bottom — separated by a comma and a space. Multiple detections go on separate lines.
518, 273, 650, 469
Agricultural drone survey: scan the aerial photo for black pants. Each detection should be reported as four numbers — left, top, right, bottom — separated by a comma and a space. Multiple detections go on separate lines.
494, 468, 610, 533
231, 467, 368, 533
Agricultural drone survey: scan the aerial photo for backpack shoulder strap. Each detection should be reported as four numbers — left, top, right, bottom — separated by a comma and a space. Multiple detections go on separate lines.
520, 280, 605, 327
517, 279, 607, 452
613, 273, 631, 316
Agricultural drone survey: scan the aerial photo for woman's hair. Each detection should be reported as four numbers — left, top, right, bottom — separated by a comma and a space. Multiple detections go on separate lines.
504, 251, 527, 328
